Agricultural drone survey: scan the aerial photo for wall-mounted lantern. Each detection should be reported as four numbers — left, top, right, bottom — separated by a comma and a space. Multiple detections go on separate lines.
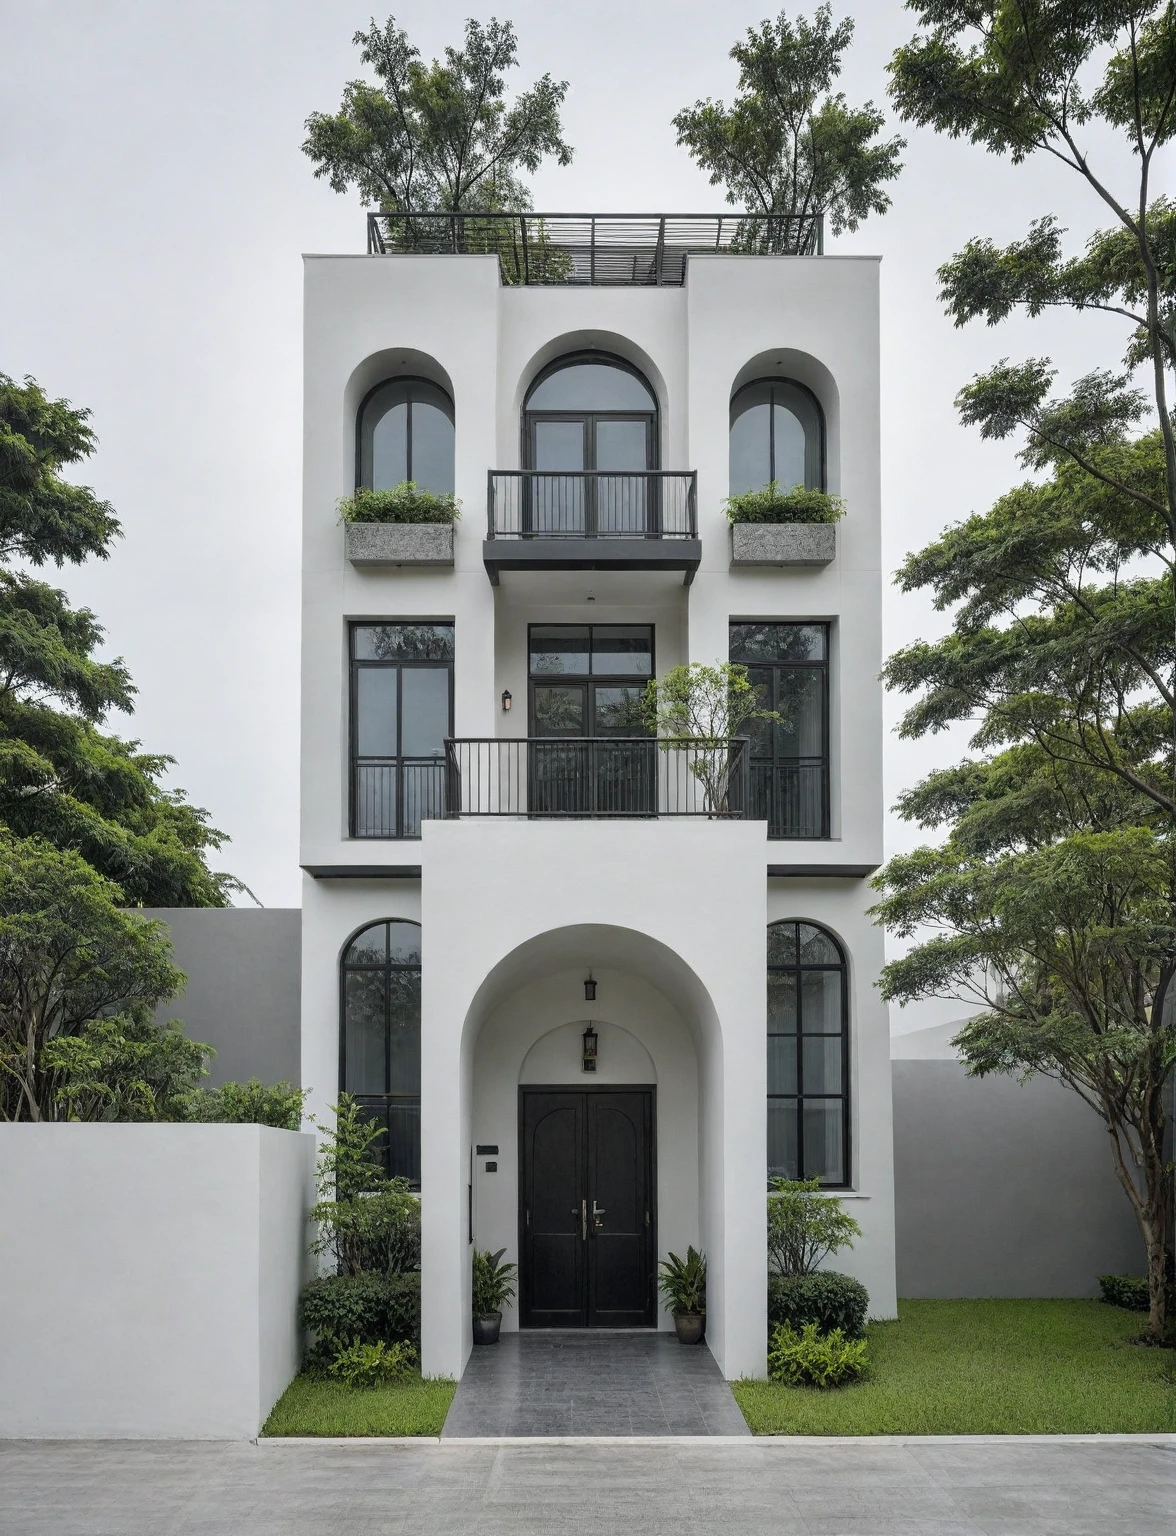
582, 1024, 598, 1074
584, 973, 597, 1001
501, 689, 512, 712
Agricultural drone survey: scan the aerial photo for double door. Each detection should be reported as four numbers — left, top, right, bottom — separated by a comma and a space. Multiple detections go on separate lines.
519, 1088, 656, 1328
527, 414, 655, 536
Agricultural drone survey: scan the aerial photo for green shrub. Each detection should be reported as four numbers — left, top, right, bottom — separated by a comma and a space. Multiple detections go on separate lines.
767, 1177, 862, 1276
724, 482, 844, 526
338, 482, 460, 525
300, 1271, 421, 1362
327, 1338, 419, 1389
767, 1322, 868, 1388
312, 1185, 422, 1275
1097, 1274, 1165, 1312
182, 1078, 308, 1130
472, 1248, 517, 1316
769, 1271, 869, 1339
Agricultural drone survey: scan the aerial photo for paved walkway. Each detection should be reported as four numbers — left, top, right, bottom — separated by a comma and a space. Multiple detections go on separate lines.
441, 1330, 750, 1437
2, 1437, 1175, 1534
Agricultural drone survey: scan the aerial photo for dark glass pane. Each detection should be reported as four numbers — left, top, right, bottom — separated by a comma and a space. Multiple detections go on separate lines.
729, 384, 772, 496
767, 1099, 798, 1183
798, 924, 842, 967
767, 922, 798, 966
730, 622, 826, 665
361, 382, 409, 490
772, 402, 807, 490
802, 1035, 842, 1094
385, 1100, 422, 1186
343, 971, 386, 1094
533, 418, 586, 471
593, 686, 646, 735
591, 625, 652, 677
387, 921, 422, 965
534, 686, 585, 735
801, 971, 842, 1038
355, 668, 398, 757
803, 1100, 844, 1184
345, 922, 386, 966
353, 624, 454, 662
594, 419, 648, 471
746, 667, 773, 755
776, 668, 825, 758
768, 1033, 798, 1095
768, 970, 797, 1030
528, 360, 655, 412
400, 667, 449, 757
407, 387, 455, 495
530, 626, 590, 675
387, 971, 421, 1095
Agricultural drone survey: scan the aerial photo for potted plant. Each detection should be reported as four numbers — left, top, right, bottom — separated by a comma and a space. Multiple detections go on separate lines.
724, 481, 843, 568
471, 1246, 517, 1345
339, 481, 461, 567
657, 1246, 707, 1344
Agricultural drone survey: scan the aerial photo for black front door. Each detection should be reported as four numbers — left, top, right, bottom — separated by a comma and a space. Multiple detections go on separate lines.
519, 1087, 656, 1328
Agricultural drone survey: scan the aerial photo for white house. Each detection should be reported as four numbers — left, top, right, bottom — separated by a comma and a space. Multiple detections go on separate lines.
299, 213, 896, 1383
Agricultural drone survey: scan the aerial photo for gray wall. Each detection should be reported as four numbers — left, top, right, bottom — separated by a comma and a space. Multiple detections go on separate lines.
142, 909, 301, 1088
893, 1060, 1144, 1297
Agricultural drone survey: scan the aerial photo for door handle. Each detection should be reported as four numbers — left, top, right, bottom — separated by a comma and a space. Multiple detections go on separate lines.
592, 1201, 606, 1231
581, 1198, 587, 1241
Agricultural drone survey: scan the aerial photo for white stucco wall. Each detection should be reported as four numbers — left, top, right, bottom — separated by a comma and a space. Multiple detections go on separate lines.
0, 1125, 314, 1439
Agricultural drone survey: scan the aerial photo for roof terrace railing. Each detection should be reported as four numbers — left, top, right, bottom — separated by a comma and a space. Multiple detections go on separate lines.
365, 211, 823, 284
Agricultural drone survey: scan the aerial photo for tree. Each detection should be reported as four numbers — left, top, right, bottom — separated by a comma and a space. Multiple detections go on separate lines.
0, 834, 185, 1121
303, 15, 573, 215
0, 373, 239, 905
642, 661, 780, 815
673, 5, 905, 252
872, 746, 1175, 1339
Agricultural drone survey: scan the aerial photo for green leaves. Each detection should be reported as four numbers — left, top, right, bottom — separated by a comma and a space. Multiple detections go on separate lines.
673, 4, 904, 239
767, 1178, 861, 1276
303, 15, 572, 215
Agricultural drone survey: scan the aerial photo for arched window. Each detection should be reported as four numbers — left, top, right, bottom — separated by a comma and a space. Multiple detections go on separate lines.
340, 919, 421, 1186
523, 352, 658, 535
357, 377, 455, 495
767, 920, 848, 1187
730, 378, 823, 496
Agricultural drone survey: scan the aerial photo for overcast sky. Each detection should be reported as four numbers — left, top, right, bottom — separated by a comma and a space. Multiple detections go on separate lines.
0, 1, 1149, 935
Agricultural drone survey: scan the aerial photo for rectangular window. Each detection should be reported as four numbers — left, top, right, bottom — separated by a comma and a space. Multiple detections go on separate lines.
350, 622, 454, 838
730, 622, 829, 838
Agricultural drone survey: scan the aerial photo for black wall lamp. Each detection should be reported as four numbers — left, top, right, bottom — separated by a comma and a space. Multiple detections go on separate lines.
583, 972, 597, 1001
582, 1023, 598, 1074
501, 689, 512, 712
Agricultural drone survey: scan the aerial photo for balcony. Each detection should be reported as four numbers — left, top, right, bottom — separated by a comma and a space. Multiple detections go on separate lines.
366, 212, 824, 284
444, 738, 749, 819
484, 471, 700, 585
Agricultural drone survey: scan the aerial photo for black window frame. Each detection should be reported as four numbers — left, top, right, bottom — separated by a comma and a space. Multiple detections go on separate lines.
526, 622, 656, 736
767, 919, 850, 1190
349, 621, 455, 840
730, 621, 830, 839
339, 918, 422, 1188
355, 375, 456, 493
729, 377, 825, 493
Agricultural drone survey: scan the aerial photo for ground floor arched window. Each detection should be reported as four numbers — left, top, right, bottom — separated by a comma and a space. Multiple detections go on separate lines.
340, 919, 421, 1185
767, 920, 848, 1187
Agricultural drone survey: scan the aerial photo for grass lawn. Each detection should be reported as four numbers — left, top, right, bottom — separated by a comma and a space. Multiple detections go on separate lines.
261, 1373, 456, 1437
733, 1299, 1176, 1436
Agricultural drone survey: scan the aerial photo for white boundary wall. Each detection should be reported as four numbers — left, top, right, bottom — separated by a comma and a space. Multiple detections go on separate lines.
0, 1124, 314, 1439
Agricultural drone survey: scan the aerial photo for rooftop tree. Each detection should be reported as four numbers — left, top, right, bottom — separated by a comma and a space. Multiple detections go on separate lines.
673, 5, 905, 251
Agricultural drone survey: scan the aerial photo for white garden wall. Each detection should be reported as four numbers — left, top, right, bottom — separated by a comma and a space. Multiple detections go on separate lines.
0, 1124, 314, 1439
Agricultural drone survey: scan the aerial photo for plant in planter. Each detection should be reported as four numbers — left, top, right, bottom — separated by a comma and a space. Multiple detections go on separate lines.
723, 481, 844, 525
657, 1245, 707, 1344
338, 481, 461, 524
472, 1247, 517, 1345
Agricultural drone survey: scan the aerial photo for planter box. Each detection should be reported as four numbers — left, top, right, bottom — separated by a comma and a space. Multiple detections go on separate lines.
730, 522, 836, 568
346, 522, 455, 568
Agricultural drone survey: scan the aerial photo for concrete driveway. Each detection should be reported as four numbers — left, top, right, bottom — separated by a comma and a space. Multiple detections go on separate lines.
2, 1435, 1175, 1534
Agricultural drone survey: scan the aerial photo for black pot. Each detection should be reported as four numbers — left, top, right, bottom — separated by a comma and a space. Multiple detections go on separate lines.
674, 1311, 705, 1345
473, 1311, 502, 1345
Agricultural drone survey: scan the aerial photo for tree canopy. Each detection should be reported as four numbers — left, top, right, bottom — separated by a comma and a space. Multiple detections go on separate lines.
0, 372, 238, 905
303, 14, 573, 214
673, 5, 905, 248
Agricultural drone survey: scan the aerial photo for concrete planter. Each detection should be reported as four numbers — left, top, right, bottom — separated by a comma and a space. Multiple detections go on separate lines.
345, 521, 455, 568
729, 521, 836, 568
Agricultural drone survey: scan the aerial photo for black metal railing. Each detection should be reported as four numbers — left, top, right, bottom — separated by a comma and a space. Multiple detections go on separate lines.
445, 737, 750, 819
749, 761, 829, 839
353, 759, 447, 838
487, 471, 697, 540
366, 212, 824, 284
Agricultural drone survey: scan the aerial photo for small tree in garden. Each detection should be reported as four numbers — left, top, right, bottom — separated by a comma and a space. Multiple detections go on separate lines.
310, 1094, 421, 1275
767, 1176, 861, 1276
43, 1014, 208, 1123
673, 5, 904, 249
643, 661, 780, 815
